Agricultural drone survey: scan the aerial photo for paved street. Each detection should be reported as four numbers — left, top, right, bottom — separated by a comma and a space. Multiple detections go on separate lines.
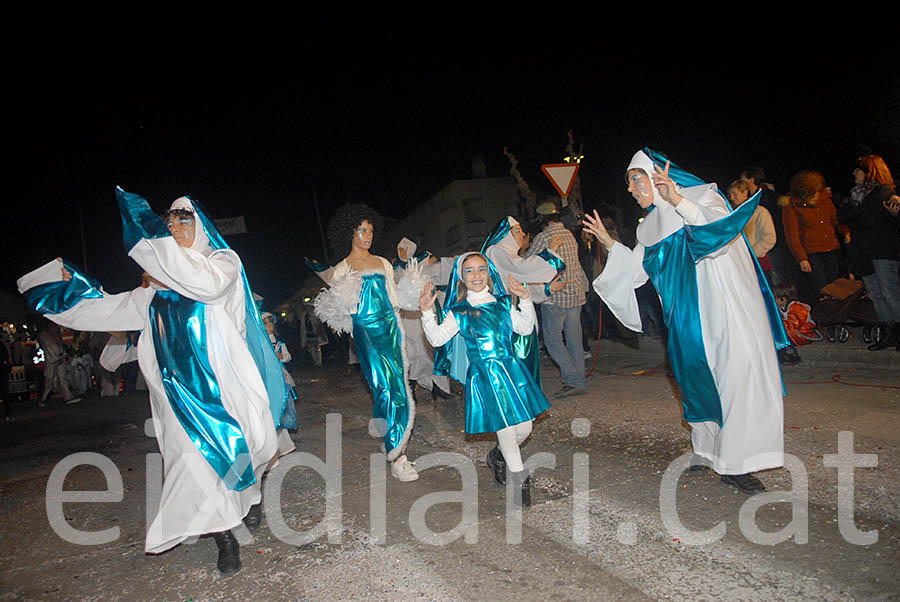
1, 337, 897, 601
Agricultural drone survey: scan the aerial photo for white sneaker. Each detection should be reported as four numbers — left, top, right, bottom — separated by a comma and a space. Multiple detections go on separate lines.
391, 456, 419, 482
66, 397, 82, 404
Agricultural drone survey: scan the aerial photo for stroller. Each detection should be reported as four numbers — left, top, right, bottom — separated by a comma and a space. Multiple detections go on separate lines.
809, 278, 883, 344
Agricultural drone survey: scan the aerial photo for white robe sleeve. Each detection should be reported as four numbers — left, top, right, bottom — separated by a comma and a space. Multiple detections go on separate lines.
673, 184, 731, 226
485, 246, 559, 284
128, 238, 241, 304
277, 341, 292, 363
421, 308, 459, 348
674, 185, 743, 260
510, 297, 536, 335
591, 242, 648, 332
528, 284, 549, 304
17, 259, 152, 332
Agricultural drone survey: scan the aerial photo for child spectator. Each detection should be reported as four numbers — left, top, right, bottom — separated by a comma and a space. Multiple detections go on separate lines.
773, 283, 819, 365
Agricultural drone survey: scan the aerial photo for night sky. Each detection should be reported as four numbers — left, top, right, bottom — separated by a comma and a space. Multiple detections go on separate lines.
5, 48, 898, 310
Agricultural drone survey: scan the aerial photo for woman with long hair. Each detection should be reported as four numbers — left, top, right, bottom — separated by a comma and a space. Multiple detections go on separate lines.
838, 154, 900, 350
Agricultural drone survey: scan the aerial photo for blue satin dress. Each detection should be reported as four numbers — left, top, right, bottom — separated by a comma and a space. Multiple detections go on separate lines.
352, 273, 412, 457
149, 289, 256, 490
450, 295, 550, 434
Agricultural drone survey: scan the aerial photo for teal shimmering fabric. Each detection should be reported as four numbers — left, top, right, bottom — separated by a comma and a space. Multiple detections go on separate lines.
149, 289, 255, 491
451, 295, 550, 434
512, 328, 541, 389
351, 273, 411, 456
117, 188, 294, 431
642, 148, 789, 354
23, 260, 103, 315
643, 193, 785, 426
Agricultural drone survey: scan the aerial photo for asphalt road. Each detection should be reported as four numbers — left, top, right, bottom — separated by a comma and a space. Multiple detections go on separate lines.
1, 338, 897, 601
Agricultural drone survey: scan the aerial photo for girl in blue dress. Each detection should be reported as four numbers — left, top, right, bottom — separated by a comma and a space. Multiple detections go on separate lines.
420, 252, 550, 507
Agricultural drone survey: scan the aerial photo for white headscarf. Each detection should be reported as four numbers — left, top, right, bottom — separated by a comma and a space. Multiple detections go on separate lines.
628, 150, 686, 248
397, 237, 417, 261
169, 197, 212, 255
493, 216, 523, 257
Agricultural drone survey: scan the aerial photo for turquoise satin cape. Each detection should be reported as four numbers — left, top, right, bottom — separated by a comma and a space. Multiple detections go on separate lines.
118, 188, 296, 433
640, 150, 789, 425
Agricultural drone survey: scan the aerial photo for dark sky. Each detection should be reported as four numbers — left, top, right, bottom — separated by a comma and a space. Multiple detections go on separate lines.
5, 49, 898, 309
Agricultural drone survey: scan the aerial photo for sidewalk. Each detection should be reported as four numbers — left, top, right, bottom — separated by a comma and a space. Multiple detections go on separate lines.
585, 333, 899, 371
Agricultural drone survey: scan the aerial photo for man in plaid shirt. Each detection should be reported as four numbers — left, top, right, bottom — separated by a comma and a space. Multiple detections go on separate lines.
525, 201, 590, 398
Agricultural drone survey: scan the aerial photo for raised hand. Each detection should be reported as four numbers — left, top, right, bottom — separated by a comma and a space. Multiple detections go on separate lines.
652, 160, 683, 207
581, 210, 615, 249
419, 282, 438, 311
507, 275, 529, 299
59, 258, 72, 282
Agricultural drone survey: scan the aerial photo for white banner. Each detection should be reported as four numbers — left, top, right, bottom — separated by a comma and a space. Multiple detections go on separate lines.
214, 216, 247, 235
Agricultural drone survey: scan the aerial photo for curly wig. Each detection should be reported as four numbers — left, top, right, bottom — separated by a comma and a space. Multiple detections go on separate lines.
327, 203, 384, 259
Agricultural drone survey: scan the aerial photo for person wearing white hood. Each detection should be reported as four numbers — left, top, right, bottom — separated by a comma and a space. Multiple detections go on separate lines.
394, 237, 453, 401
18, 189, 296, 575
481, 216, 566, 389
582, 149, 790, 494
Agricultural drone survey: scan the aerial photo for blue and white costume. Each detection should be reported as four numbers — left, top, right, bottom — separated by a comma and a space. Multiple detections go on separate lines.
592, 150, 789, 475
18, 190, 295, 553
481, 217, 564, 388
393, 238, 452, 395
314, 257, 424, 461
421, 253, 550, 434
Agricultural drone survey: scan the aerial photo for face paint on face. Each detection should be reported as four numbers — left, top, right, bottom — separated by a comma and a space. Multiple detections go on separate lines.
510, 224, 526, 248
461, 255, 490, 292
627, 169, 654, 209
352, 219, 374, 250
263, 317, 275, 334
166, 213, 196, 248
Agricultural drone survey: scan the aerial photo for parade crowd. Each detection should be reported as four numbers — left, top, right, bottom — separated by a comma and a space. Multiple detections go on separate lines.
4, 149, 898, 576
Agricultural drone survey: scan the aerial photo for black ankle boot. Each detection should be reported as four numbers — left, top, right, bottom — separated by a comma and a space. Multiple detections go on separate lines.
212, 530, 241, 575
509, 470, 532, 508
720, 473, 765, 494
486, 446, 506, 486
243, 503, 262, 533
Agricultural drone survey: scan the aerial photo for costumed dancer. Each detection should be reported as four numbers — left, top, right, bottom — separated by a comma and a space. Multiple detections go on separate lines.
313, 204, 427, 482
481, 217, 565, 388
18, 190, 297, 575
262, 311, 300, 454
394, 237, 453, 401
582, 149, 789, 494
420, 252, 550, 507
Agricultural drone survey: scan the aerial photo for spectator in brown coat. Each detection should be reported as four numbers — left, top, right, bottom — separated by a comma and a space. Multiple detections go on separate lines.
782, 170, 847, 303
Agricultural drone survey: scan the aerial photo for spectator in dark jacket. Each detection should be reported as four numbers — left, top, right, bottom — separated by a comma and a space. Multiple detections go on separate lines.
837, 154, 900, 350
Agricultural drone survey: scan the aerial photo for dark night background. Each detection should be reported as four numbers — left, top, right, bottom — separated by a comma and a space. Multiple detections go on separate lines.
5, 46, 899, 310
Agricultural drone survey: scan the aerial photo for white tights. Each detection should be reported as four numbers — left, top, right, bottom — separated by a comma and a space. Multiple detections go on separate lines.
495, 421, 533, 472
